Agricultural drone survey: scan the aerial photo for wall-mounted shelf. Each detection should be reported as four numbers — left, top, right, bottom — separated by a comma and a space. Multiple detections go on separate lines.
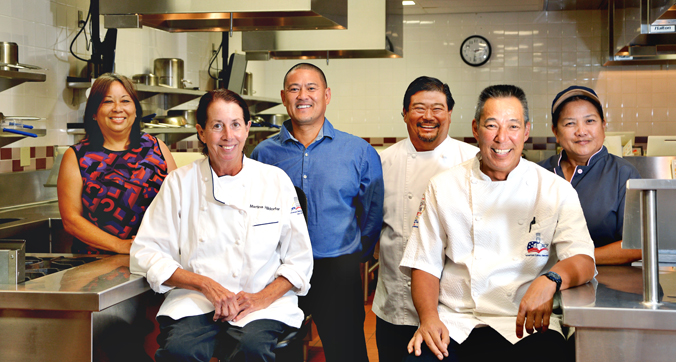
66, 80, 282, 114
0, 70, 48, 146
0, 70, 47, 92
0, 129, 47, 148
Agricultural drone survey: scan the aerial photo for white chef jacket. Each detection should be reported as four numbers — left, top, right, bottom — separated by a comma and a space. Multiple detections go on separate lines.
372, 136, 478, 326
130, 156, 313, 329
400, 157, 595, 344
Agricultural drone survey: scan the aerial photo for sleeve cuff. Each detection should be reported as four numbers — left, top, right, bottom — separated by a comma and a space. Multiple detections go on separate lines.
275, 265, 309, 296
146, 259, 182, 293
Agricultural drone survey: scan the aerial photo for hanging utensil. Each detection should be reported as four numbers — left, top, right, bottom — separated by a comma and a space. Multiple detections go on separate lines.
2, 128, 37, 137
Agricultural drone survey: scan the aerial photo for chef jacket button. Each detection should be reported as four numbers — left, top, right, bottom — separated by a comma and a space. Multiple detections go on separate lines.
475, 216, 482, 221
518, 219, 525, 225
239, 210, 245, 215
577, 169, 583, 174
232, 272, 238, 278
411, 154, 417, 158
408, 193, 413, 200
201, 206, 207, 211
303, 175, 307, 179
305, 153, 308, 157
235, 239, 241, 245
407, 281, 412, 287
199, 237, 204, 242
507, 291, 513, 297
203, 177, 208, 182
471, 179, 477, 184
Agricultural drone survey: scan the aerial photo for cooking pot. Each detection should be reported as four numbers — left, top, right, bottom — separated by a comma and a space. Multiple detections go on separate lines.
153, 115, 187, 127
132, 73, 158, 86
0, 42, 18, 71
256, 114, 289, 126
167, 110, 196, 126
154, 58, 186, 88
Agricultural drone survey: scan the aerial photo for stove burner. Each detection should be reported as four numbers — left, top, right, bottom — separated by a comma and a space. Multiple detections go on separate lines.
23, 256, 102, 282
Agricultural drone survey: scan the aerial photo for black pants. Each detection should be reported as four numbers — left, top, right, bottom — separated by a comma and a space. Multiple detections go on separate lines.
299, 253, 368, 362
155, 312, 289, 362
376, 316, 418, 362
403, 326, 568, 362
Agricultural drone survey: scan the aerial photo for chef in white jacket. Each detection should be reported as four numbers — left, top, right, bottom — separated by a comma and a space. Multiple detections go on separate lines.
402, 85, 596, 362
131, 89, 313, 362
373, 76, 478, 362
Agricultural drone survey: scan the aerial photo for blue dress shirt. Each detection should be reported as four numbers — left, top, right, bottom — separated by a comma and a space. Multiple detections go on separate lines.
251, 118, 384, 260
537, 146, 641, 248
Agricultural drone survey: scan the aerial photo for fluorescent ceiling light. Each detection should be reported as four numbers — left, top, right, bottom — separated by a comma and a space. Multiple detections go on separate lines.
402, 1, 416, 5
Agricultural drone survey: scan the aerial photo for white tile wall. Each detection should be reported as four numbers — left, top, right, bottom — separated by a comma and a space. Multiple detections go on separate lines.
256, 10, 676, 138
0, 1, 215, 148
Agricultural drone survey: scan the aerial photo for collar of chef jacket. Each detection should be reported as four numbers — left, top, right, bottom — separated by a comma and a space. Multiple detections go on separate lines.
200, 155, 251, 210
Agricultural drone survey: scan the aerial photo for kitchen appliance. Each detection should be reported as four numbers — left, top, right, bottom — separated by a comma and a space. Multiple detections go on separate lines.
154, 58, 186, 88
24, 255, 102, 281
0, 240, 25, 284
99, 0, 348, 32
150, 115, 187, 127
132, 73, 158, 86
255, 114, 288, 127
242, 0, 403, 59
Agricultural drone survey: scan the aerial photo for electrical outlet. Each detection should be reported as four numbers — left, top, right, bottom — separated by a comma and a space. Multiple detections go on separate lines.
77, 10, 85, 28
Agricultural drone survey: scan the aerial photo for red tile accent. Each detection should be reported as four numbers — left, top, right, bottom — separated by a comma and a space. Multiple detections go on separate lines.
0, 148, 11, 160
384, 137, 397, 144
36, 158, 46, 170
30, 147, 35, 158
46, 146, 54, 157
12, 160, 22, 172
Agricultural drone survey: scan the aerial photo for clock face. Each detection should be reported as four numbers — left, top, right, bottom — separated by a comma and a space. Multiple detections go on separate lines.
460, 36, 491, 67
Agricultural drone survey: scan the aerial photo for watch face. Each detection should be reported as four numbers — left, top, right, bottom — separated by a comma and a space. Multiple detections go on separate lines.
460, 36, 491, 67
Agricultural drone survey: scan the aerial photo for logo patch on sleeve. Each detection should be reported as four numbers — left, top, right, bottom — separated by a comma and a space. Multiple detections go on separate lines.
291, 197, 303, 216
412, 196, 426, 228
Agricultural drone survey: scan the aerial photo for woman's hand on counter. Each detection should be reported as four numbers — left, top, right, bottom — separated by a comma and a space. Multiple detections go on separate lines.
594, 240, 642, 265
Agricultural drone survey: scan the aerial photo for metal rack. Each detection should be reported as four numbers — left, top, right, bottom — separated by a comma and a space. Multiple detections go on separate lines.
0, 70, 47, 146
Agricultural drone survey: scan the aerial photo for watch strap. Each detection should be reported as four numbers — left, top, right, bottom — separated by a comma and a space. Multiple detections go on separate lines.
543, 271, 562, 292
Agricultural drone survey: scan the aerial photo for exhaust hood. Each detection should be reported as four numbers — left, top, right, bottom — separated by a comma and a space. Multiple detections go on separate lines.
241, 0, 403, 59
99, 0, 348, 32
606, 0, 676, 65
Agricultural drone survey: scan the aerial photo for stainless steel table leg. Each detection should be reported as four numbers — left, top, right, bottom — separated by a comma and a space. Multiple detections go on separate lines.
642, 189, 660, 306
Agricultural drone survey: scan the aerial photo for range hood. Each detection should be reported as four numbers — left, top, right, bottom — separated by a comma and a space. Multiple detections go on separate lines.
606, 0, 676, 65
99, 0, 347, 32
241, 0, 403, 59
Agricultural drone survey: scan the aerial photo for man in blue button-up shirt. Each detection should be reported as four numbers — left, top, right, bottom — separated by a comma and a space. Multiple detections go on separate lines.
251, 63, 384, 362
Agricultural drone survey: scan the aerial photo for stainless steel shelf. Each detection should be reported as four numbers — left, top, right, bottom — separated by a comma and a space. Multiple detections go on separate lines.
66, 81, 281, 114
0, 69, 47, 92
0, 128, 47, 147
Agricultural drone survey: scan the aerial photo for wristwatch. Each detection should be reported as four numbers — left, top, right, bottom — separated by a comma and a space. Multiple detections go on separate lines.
542, 271, 562, 292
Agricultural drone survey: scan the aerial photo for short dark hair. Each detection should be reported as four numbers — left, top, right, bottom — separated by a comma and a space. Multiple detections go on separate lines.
196, 89, 251, 156
474, 84, 529, 124
83, 73, 142, 149
403, 76, 455, 111
552, 95, 604, 128
283, 63, 328, 89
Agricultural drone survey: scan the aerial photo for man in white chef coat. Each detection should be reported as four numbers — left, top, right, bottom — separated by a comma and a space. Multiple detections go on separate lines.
401, 84, 596, 362
373, 76, 478, 362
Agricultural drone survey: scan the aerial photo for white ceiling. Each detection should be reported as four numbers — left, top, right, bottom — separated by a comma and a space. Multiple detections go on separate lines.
402, 0, 546, 15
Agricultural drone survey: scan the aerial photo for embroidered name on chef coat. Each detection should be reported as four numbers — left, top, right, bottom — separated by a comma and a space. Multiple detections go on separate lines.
250, 204, 280, 211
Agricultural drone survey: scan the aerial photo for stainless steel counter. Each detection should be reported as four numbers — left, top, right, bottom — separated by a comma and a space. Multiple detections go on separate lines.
561, 266, 676, 362
0, 202, 155, 362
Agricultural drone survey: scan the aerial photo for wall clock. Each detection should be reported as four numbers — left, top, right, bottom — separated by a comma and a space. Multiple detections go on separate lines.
460, 35, 491, 67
